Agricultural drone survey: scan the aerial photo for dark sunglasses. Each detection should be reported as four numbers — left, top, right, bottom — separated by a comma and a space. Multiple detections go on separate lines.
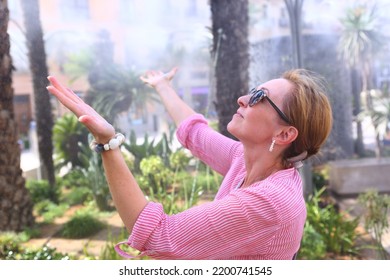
248, 88, 291, 124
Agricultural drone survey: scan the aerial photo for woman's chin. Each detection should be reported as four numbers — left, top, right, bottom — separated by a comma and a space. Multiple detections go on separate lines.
227, 121, 237, 137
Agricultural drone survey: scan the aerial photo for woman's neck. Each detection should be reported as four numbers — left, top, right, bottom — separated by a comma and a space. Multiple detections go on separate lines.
242, 147, 284, 188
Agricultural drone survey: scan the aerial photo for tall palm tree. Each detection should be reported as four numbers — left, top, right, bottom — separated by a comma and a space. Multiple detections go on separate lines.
20, 0, 56, 191
0, 0, 34, 231
338, 4, 385, 157
66, 30, 150, 127
210, 0, 249, 138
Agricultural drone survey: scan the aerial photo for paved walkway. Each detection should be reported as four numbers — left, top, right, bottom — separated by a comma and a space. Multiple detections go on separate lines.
23, 208, 126, 259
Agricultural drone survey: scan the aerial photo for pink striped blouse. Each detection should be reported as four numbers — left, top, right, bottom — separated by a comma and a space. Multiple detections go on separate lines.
116, 114, 306, 260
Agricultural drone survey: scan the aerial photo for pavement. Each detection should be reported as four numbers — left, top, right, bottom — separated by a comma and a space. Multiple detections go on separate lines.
22, 207, 127, 259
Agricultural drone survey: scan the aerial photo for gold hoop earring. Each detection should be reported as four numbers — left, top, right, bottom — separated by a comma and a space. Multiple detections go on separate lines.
269, 139, 275, 152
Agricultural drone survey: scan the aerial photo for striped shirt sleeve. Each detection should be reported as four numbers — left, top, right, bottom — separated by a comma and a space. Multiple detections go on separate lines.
176, 114, 241, 176
124, 186, 281, 260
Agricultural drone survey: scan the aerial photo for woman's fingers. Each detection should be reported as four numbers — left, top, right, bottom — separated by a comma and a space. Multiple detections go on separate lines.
47, 76, 82, 104
46, 76, 89, 118
47, 76, 98, 117
165, 67, 178, 81
139, 75, 149, 84
46, 85, 82, 116
139, 67, 178, 87
47, 75, 116, 142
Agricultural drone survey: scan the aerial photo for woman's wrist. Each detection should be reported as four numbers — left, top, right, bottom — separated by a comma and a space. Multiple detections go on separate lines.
154, 81, 173, 93
90, 133, 126, 153
94, 135, 116, 144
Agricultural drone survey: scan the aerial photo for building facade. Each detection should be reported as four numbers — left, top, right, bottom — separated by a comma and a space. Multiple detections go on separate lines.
9, 0, 212, 140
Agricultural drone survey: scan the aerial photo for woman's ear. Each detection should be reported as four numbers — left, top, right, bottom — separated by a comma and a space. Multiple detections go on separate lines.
274, 126, 298, 146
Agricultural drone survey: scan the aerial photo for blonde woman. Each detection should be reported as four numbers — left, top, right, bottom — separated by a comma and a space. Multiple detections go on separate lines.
47, 67, 332, 259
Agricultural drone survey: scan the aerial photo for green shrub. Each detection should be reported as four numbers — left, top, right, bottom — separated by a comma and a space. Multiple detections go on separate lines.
312, 165, 329, 191
53, 113, 89, 170
13, 246, 70, 260
0, 232, 63, 260
42, 204, 68, 223
0, 229, 39, 244
61, 187, 92, 206
34, 199, 52, 215
306, 187, 359, 256
57, 169, 89, 190
189, 168, 222, 195
169, 150, 191, 171
78, 140, 114, 211
33, 200, 67, 223
0, 233, 22, 260
139, 155, 174, 194
298, 221, 327, 259
176, 171, 205, 207
56, 169, 92, 205
358, 189, 390, 259
123, 128, 176, 174
26, 180, 60, 204
59, 213, 106, 239
20, 227, 41, 240
312, 171, 326, 191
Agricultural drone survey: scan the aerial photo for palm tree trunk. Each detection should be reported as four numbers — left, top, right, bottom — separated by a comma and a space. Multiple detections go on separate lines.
351, 68, 365, 156
210, 0, 249, 138
0, 0, 34, 231
20, 0, 56, 192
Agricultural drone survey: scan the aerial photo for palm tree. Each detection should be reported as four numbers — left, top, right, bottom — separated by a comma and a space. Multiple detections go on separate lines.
53, 114, 88, 170
65, 30, 151, 127
338, 4, 385, 157
210, 0, 249, 138
0, 0, 34, 231
20, 0, 56, 191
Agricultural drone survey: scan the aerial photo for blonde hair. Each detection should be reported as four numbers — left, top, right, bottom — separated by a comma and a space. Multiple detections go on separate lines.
281, 69, 333, 162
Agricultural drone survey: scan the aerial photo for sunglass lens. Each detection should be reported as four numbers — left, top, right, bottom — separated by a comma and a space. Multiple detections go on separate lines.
249, 90, 263, 106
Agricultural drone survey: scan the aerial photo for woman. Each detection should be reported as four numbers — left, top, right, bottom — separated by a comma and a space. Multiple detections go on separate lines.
47, 67, 332, 260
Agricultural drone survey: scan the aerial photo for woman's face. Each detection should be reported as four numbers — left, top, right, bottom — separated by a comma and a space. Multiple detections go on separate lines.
227, 78, 293, 145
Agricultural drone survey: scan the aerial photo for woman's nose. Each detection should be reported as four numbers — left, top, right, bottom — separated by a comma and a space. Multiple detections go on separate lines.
237, 95, 249, 107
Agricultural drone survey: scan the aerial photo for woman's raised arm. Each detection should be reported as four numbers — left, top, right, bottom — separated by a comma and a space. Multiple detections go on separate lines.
140, 67, 197, 127
47, 76, 147, 232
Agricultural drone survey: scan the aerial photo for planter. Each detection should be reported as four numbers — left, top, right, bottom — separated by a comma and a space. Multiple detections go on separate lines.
329, 158, 390, 195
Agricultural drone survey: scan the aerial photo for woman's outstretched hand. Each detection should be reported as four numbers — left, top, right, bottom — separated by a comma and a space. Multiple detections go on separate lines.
140, 67, 178, 89
47, 76, 115, 143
